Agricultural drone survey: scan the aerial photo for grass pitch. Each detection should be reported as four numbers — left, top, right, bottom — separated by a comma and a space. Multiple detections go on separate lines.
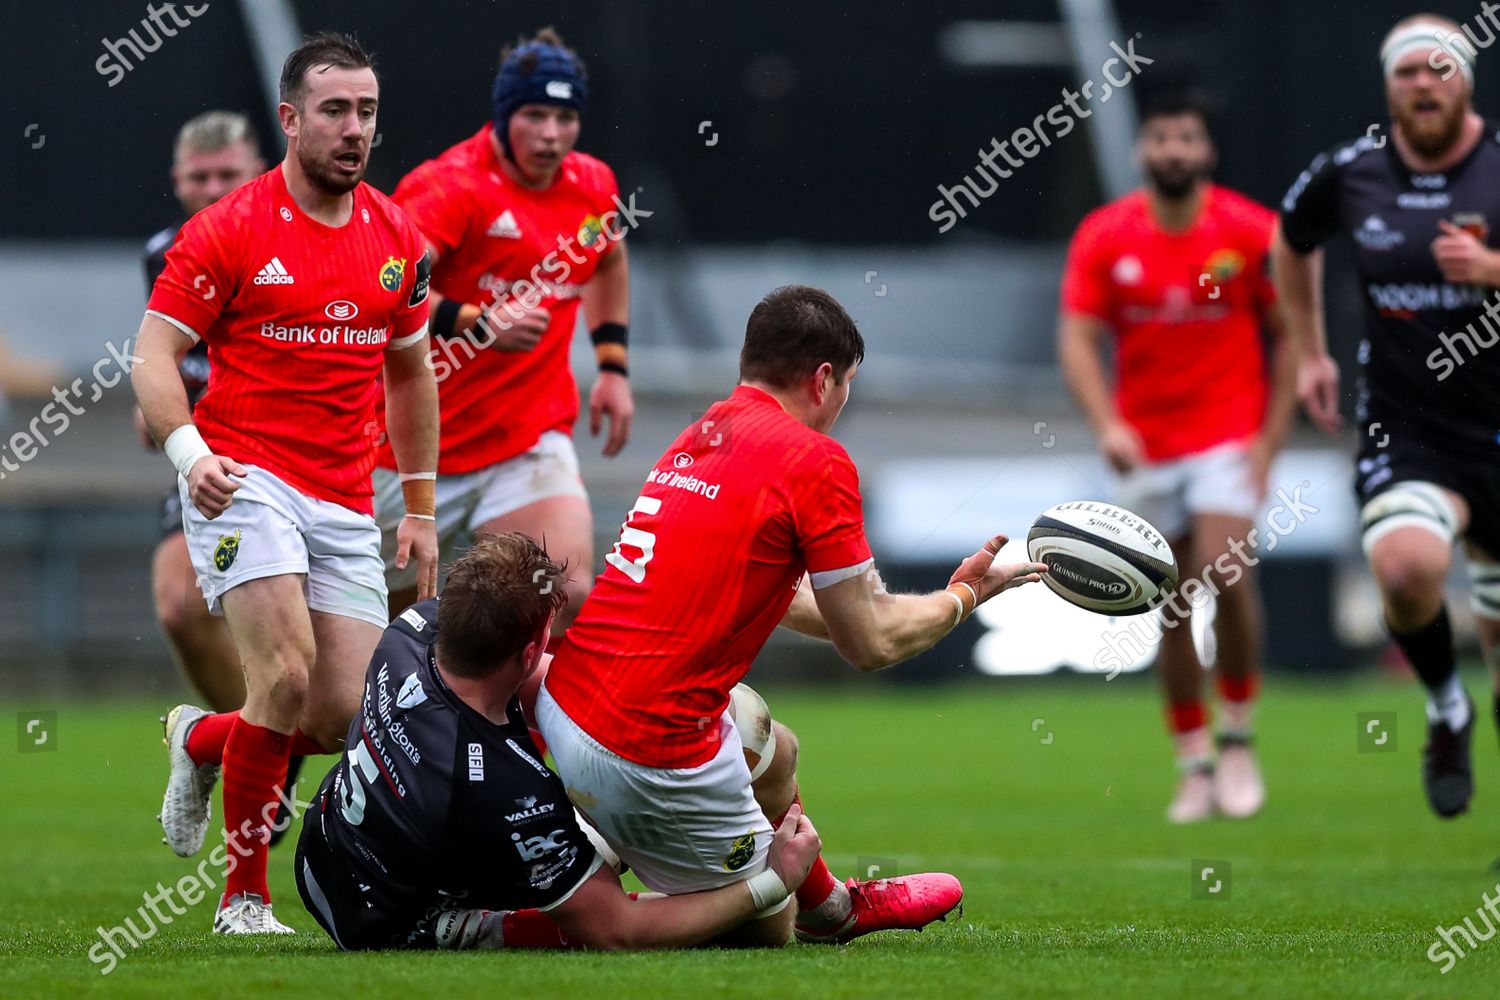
4, 671, 1499, 998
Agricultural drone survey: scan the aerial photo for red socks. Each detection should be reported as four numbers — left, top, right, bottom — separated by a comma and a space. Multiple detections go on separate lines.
220, 718, 291, 903
772, 793, 840, 909
185, 710, 237, 765
188, 710, 327, 765
1167, 701, 1207, 735
500, 909, 576, 949
1218, 672, 1259, 705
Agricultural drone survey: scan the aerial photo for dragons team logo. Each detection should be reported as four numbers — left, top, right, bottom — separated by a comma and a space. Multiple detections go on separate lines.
724, 832, 756, 872
213, 529, 242, 573
379, 256, 407, 292
577, 214, 605, 249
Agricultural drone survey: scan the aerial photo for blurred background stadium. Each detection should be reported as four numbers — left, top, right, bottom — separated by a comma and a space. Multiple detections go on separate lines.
0, 0, 1491, 692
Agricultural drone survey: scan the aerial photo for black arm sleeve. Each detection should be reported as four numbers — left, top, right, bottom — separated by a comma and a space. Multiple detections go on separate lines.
1279, 150, 1342, 255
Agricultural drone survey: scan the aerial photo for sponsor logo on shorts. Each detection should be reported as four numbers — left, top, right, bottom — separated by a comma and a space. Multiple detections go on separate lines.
379, 256, 406, 292
724, 832, 756, 872
213, 529, 241, 572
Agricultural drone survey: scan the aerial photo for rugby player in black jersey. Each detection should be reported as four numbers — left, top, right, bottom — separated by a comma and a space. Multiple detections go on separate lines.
295, 533, 820, 950
141, 111, 263, 714
1275, 14, 1500, 818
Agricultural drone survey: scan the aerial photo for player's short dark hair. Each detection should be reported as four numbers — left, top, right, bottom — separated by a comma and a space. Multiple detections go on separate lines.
437, 533, 568, 679
499, 25, 587, 79
280, 31, 376, 109
1138, 90, 1216, 134
739, 285, 865, 389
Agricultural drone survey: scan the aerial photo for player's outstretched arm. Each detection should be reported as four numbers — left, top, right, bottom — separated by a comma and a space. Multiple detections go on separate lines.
547, 804, 820, 950
132, 314, 245, 518
1270, 222, 1340, 434
810, 536, 1046, 672
383, 337, 441, 598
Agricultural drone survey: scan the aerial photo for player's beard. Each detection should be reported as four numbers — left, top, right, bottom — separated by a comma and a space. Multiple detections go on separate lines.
298, 142, 365, 196
1394, 97, 1466, 158
1145, 162, 1206, 201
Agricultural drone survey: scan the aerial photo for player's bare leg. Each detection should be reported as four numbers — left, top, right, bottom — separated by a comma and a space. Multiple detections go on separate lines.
1156, 533, 1213, 823
1368, 509, 1472, 818
152, 533, 243, 711
210, 574, 316, 933
728, 687, 963, 945
478, 494, 594, 634
1194, 512, 1265, 819
300, 611, 382, 751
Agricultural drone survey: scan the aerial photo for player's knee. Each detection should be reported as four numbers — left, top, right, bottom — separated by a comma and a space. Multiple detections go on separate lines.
755, 721, 798, 788
250, 648, 312, 714
1369, 541, 1449, 611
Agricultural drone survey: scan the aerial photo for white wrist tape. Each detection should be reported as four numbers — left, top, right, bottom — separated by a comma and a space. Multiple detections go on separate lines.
746, 869, 789, 911
404, 513, 436, 521
163, 425, 212, 480
945, 590, 967, 628
399, 471, 438, 482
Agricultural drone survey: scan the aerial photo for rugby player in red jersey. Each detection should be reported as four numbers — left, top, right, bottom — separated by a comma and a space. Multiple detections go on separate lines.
140, 111, 263, 714
1058, 92, 1294, 823
372, 27, 632, 625
132, 33, 439, 934
537, 285, 1048, 945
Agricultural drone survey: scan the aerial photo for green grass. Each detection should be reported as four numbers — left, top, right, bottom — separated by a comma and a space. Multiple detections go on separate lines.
4, 672, 1500, 998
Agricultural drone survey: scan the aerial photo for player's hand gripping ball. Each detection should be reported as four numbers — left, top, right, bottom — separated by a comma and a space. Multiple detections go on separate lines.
1026, 501, 1178, 615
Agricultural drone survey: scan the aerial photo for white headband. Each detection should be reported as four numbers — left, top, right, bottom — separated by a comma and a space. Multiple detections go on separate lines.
1382, 23, 1475, 85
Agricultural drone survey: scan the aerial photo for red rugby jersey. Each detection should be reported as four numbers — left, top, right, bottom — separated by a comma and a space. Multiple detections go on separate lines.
1060, 184, 1276, 461
375, 126, 621, 474
545, 386, 874, 768
147, 165, 431, 513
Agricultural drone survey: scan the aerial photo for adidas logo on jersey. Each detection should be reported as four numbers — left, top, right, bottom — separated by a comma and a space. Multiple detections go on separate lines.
486, 210, 522, 239
253, 256, 296, 285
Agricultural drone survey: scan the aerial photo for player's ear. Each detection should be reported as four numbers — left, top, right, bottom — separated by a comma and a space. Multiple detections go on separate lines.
811, 362, 833, 405
277, 101, 299, 139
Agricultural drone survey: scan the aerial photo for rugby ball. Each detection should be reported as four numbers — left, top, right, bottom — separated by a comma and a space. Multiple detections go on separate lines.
1025, 501, 1178, 616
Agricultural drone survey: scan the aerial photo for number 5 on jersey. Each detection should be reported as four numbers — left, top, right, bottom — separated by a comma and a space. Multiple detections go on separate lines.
605, 495, 661, 583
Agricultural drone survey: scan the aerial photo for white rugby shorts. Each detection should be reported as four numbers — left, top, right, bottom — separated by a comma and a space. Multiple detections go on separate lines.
373, 430, 586, 590
177, 464, 387, 627
535, 683, 785, 912
1114, 440, 1260, 540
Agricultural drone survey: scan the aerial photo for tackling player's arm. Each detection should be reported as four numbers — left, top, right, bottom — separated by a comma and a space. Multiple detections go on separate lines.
582, 241, 633, 457
383, 333, 441, 599
546, 804, 819, 950
807, 536, 1045, 671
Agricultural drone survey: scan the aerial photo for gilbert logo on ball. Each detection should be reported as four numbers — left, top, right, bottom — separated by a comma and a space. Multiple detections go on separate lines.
1026, 501, 1177, 616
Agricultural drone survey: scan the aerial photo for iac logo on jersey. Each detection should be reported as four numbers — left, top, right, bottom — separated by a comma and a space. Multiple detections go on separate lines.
213, 529, 242, 572
379, 256, 407, 292
511, 829, 570, 862
724, 832, 756, 872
